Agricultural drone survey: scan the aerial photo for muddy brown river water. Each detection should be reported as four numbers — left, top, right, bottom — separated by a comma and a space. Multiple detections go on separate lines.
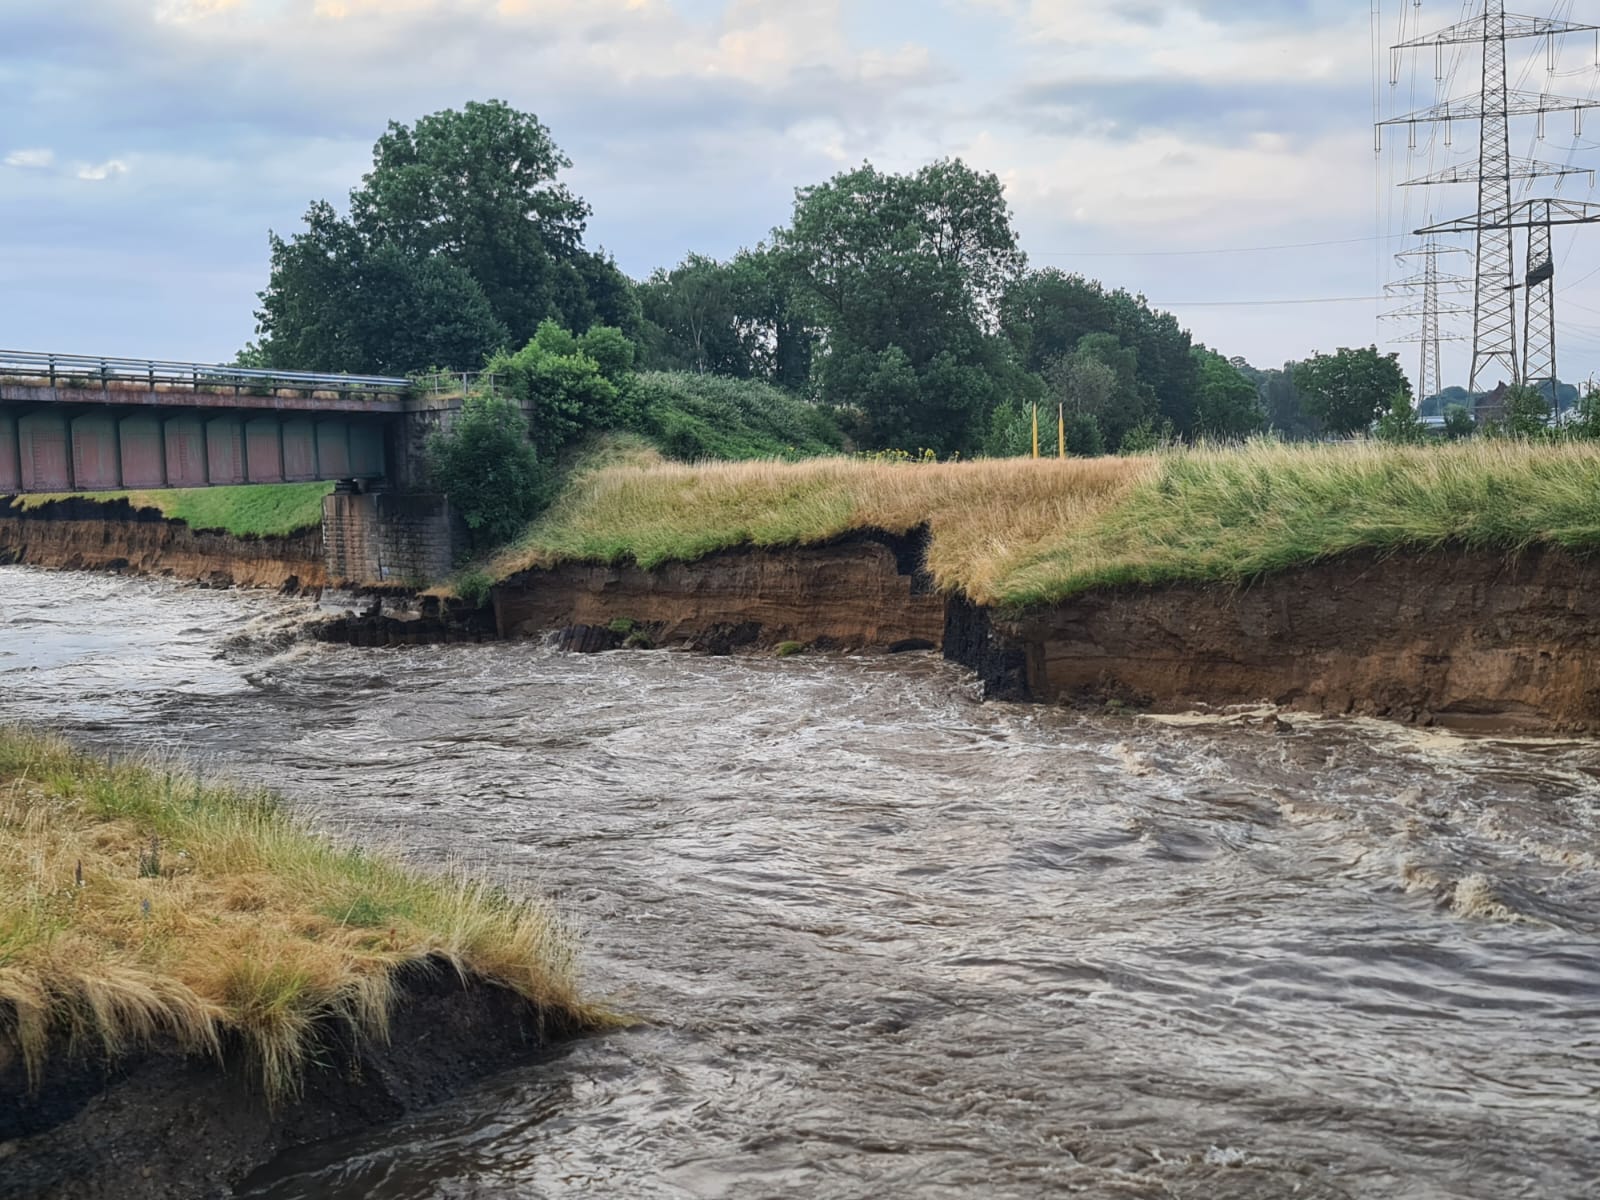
3, 566, 1598, 1199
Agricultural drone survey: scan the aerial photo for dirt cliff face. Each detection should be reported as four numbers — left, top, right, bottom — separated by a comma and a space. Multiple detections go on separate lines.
0, 498, 325, 590
492, 539, 1600, 731
996, 547, 1600, 731
492, 533, 945, 654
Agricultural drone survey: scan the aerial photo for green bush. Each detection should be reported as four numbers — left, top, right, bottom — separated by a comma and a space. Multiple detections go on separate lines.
632, 372, 843, 461
1498, 385, 1551, 438
1374, 391, 1427, 445
488, 320, 639, 460
1443, 403, 1476, 440
427, 395, 553, 551
454, 568, 494, 608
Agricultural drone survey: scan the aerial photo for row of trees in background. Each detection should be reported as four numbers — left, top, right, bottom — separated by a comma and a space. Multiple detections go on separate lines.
248, 102, 1288, 458
253, 100, 1585, 462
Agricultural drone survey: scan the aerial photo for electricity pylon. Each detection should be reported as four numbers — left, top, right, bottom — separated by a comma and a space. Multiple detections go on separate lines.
1424, 196, 1600, 404
1378, 2, 1600, 394
1383, 240, 1472, 402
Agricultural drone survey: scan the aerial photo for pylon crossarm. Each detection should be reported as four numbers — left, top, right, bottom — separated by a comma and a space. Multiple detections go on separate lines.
1400, 158, 1595, 187
1381, 89, 1600, 127
1420, 199, 1600, 235
1393, 13, 1598, 50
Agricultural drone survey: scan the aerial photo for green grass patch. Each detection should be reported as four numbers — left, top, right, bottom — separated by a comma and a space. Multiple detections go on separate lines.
633, 372, 844, 462
8, 482, 333, 538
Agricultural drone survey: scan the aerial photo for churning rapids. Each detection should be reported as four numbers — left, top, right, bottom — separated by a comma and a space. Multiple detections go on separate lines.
3, 566, 1599, 1200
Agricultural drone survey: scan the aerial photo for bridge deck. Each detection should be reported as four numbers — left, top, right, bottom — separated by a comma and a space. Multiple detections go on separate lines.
0, 351, 420, 493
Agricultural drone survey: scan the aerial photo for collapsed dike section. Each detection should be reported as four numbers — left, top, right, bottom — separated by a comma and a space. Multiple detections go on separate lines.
0, 497, 326, 592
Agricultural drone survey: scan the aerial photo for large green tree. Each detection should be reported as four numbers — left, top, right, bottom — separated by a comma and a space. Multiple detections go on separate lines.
1292, 347, 1410, 436
254, 101, 636, 373
1190, 349, 1264, 439
638, 247, 814, 389
1001, 270, 1199, 438
779, 159, 1026, 453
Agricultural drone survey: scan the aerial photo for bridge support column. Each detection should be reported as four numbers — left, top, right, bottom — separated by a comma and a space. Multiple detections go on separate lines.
321, 492, 461, 587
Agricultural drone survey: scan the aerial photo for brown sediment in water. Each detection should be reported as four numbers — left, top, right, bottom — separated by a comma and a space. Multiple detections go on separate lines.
0, 498, 325, 591
0, 959, 578, 1200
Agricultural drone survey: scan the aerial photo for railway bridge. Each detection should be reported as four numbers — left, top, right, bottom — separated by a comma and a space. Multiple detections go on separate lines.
0, 350, 464, 493
0, 351, 477, 584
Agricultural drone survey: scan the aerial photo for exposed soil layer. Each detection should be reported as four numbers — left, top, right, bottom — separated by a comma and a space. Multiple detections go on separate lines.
0, 498, 324, 590
0, 960, 575, 1200
993, 546, 1600, 731
488, 540, 1600, 730
6, 505, 1599, 730
491, 531, 945, 655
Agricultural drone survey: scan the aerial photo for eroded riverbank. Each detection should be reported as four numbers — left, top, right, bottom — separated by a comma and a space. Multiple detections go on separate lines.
9, 498, 1600, 731
0, 498, 324, 590
2, 566, 1597, 1198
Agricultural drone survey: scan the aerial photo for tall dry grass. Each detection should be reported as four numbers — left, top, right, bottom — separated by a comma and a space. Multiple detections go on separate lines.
492, 451, 1156, 605
0, 730, 602, 1103
490, 438, 1600, 607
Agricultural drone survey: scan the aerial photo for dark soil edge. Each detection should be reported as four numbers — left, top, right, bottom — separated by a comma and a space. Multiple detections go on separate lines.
0, 957, 583, 1200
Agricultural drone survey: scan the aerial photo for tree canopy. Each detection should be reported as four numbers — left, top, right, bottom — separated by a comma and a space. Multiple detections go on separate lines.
777, 159, 1026, 453
250, 105, 1311, 458
1292, 347, 1411, 436
254, 101, 635, 374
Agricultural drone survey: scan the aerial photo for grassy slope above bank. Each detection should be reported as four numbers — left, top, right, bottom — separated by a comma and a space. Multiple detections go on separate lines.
491, 439, 1600, 608
7, 482, 333, 538
0, 730, 598, 1101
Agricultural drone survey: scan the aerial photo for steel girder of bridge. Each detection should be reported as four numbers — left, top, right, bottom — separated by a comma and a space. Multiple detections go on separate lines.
0, 351, 413, 494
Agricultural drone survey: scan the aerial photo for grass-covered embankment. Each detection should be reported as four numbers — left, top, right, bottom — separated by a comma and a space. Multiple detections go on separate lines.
0, 729, 599, 1102
6, 481, 333, 538
488, 439, 1600, 607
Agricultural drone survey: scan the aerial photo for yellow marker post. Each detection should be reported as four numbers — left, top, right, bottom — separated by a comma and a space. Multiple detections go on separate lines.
1058, 403, 1066, 459
1031, 403, 1040, 459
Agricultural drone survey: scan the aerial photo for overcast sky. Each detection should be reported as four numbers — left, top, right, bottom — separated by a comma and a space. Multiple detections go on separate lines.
5, 1, 1600, 388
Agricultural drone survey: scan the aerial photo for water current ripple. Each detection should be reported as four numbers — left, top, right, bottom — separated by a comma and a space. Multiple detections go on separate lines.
2, 566, 1598, 1199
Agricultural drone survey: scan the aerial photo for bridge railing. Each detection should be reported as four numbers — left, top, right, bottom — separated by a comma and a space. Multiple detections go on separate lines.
414, 369, 500, 397
0, 350, 412, 397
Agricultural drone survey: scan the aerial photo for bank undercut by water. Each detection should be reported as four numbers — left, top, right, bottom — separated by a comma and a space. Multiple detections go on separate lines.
0, 728, 605, 1197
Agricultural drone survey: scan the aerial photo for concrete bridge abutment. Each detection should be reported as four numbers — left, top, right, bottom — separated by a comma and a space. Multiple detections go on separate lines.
321, 490, 463, 587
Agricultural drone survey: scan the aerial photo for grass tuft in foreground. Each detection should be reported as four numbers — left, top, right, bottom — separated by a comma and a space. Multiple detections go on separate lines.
486, 439, 1600, 608
0, 729, 602, 1103
7, 481, 333, 538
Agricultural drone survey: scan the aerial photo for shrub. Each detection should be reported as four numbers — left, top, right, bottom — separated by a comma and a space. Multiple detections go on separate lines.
1443, 403, 1476, 440
1564, 385, 1600, 440
454, 568, 494, 608
489, 321, 638, 461
1374, 391, 1427, 445
427, 395, 552, 551
1499, 384, 1551, 438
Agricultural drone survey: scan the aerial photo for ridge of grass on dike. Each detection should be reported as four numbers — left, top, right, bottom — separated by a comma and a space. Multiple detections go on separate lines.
485, 438, 1600, 608
0, 729, 605, 1104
